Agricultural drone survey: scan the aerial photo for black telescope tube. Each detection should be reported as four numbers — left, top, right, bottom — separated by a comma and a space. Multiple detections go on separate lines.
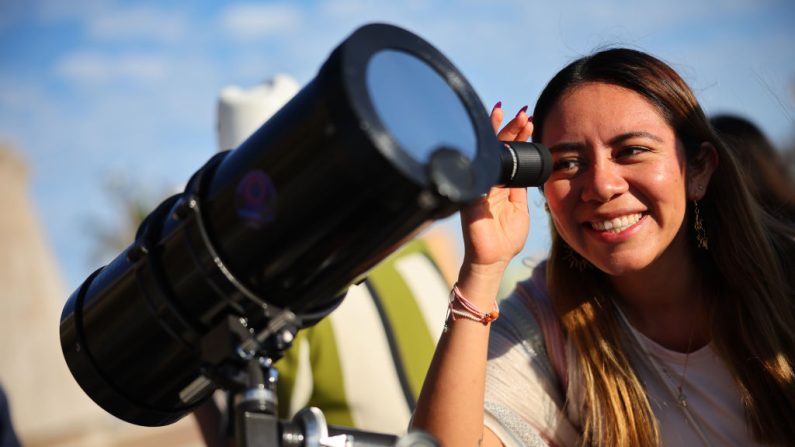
59, 23, 501, 427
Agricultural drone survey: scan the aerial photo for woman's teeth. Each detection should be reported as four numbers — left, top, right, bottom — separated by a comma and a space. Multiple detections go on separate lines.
591, 213, 642, 233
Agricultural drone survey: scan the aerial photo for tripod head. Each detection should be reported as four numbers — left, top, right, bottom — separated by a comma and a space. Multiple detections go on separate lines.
203, 310, 438, 446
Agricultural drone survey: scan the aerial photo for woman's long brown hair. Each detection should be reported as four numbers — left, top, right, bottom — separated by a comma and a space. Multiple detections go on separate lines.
533, 48, 795, 446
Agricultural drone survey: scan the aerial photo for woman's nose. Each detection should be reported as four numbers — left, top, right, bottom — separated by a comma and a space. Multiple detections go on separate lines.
580, 161, 629, 203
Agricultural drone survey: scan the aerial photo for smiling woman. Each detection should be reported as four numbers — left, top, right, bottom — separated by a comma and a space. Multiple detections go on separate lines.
410, 48, 795, 447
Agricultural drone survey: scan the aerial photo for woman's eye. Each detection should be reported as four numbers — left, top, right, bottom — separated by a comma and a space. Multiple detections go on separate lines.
553, 158, 581, 172
617, 146, 649, 158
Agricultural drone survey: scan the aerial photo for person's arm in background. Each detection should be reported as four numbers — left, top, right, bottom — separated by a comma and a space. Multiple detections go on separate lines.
411, 104, 534, 446
0, 384, 22, 447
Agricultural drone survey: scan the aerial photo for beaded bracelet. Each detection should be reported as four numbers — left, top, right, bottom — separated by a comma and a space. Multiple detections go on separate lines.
443, 284, 499, 332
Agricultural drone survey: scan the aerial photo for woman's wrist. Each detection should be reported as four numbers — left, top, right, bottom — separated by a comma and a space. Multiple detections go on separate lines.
446, 284, 500, 329
456, 262, 506, 305
459, 259, 509, 281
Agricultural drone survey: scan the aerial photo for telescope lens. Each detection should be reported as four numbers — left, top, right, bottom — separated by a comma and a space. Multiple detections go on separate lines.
366, 49, 477, 163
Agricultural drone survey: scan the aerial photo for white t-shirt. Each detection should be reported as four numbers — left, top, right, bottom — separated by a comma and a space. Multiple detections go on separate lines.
485, 273, 761, 446
629, 325, 757, 446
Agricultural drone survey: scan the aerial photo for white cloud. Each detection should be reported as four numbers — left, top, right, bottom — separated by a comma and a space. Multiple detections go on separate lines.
31, 1, 188, 43
220, 3, 303, 41
55, 51, 169, 83
86, 6, 189, 43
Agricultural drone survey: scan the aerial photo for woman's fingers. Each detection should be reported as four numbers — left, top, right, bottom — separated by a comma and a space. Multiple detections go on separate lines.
490, 102, 503, 133
515, 115, 534, 142
496, 106, 532, 142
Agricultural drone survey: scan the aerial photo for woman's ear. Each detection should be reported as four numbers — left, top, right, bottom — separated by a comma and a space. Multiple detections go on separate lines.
687, 142, 719, 201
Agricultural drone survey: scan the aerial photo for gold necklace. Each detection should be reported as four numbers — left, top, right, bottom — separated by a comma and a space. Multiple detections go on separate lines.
662, 349, 692, 408
672, 317, 696, 408
616, 306, 714, 447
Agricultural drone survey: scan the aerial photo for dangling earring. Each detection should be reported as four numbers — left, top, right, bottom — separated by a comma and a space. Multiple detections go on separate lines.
564, 244, 591, 272
693, 200, 709, 250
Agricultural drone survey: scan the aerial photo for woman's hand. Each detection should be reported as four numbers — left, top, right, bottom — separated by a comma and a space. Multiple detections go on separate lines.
459, 103, 533, 280
410, 104, 534, 446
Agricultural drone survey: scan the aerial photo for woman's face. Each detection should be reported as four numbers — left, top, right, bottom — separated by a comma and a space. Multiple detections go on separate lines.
542, 82, 691, 276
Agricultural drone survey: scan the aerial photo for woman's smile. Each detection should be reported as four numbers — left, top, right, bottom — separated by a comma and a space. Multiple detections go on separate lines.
585, 212, 648, 243
589, 212, 643, 232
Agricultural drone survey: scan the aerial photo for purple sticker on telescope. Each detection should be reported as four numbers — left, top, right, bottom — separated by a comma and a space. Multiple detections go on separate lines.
235, 170, 277, 228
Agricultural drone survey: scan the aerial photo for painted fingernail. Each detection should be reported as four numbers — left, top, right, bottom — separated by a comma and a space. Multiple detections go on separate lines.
528, 115, 534, 123
493, 101, 502, 110
515, 105, 528, 117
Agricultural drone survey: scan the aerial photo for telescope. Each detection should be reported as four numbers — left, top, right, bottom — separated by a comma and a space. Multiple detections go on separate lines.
59, 23, 551, 446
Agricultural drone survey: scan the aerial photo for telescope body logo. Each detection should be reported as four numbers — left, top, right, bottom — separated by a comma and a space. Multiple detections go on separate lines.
236, 170, 278, 228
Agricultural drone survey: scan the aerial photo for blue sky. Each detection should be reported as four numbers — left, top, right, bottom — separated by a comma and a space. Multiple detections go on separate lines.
1, 0, 794, 291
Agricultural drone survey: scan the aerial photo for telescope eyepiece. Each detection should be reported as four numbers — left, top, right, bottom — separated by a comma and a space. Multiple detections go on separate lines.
497, 141, 552, 187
